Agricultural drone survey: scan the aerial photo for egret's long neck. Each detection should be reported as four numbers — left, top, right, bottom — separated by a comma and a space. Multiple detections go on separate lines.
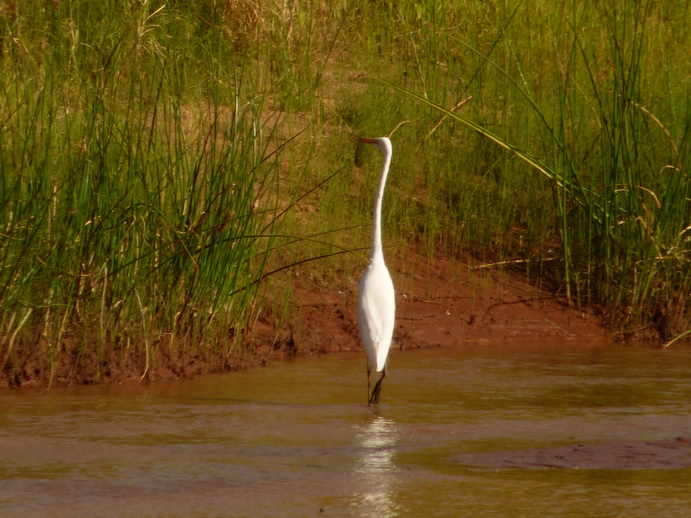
370, 149, 392, 262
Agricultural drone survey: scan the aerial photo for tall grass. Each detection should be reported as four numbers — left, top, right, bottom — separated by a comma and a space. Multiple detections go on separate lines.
388, 0, 690, 338
1, 0, 688, 386
0, 1, 296, 385
326, 0, 688, 338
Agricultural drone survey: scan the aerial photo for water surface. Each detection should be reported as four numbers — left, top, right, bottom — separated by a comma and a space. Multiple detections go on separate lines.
2, 342, 691, 516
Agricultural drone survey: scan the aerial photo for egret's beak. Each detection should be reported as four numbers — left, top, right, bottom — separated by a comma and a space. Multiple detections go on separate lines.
359, 138, 377, 144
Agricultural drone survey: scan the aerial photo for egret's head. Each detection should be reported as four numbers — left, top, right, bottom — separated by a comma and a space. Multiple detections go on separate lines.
359, 137, 392, 156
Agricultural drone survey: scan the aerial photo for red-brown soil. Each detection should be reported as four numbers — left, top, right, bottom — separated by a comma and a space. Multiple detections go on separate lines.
256, 252, 611, 362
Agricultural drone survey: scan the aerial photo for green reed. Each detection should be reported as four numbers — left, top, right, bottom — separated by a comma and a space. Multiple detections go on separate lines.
1, 0, 688, 386
383, 0, 689, 337
0, 1, 296, 384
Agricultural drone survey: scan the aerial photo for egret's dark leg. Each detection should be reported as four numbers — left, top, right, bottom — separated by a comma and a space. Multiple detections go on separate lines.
368, 368, 386, 406
367, 365, 372, 405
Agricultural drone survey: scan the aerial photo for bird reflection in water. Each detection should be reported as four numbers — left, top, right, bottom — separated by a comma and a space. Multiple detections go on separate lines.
351, 416, 401, 516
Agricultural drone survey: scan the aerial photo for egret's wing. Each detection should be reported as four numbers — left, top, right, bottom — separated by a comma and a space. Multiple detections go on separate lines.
357, 263, 395, 372
358, 288, 392, 341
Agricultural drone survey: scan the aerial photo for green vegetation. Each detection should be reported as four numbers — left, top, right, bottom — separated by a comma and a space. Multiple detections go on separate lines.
1, 0, 688, 386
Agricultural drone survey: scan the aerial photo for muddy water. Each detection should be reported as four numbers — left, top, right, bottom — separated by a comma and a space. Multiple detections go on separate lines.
2, 342, 691, 517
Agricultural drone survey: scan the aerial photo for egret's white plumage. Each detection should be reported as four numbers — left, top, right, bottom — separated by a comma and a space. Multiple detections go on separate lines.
357, 137, 395, 405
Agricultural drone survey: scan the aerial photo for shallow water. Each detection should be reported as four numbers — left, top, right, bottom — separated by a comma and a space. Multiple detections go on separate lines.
2, 342, 691, 517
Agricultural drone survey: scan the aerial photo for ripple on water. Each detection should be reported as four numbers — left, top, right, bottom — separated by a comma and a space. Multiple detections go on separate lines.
2, 344, 691, 517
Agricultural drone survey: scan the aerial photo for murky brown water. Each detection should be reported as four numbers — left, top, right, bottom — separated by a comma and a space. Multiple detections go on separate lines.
2, 342, 691, 517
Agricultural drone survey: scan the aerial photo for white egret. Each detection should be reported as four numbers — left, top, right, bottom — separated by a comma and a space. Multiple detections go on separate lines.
357, 137, 396, 406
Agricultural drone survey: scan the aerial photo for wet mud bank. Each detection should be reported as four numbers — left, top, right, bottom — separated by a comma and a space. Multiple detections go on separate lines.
266, 252, 612, 361
452, 437, 691, 470
5, 253, 619, 388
